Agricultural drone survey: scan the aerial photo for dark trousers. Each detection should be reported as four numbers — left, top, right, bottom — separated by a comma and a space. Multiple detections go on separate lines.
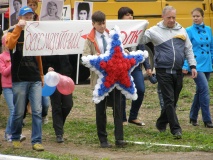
96, 88, 123, 143
156, 69, 183, 134
157, 84, 164, 110
50, 89, 73, 135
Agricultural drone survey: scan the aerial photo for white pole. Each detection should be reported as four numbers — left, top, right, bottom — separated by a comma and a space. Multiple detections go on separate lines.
0, 154, 46, 160
1, 13, 4, 30
126, 141, 203, 149
76, 53, 80, 84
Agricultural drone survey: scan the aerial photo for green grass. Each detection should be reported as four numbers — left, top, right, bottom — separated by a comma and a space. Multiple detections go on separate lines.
1, 74, 213, 159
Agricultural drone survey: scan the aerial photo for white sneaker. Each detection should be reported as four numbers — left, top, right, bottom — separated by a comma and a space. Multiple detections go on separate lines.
4, 133, 12, 142
20, 134, 26, 142
42, 117, 49, 124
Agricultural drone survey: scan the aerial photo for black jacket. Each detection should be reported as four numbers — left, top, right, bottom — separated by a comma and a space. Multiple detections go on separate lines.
8, 28, 41, 82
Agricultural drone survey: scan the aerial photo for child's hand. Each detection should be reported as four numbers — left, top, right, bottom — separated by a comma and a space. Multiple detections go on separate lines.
124, 49, 130, 54
17, 20, 26, 28
48, 67, 54, 72
97, 53, 101, 56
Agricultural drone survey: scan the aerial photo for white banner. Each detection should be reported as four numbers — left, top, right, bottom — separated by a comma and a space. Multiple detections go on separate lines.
23, 20, 149, 56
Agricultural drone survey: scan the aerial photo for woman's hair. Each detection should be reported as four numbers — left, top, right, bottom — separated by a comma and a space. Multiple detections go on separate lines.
13, 0, 22, 5
191, 7, 204, 17
27, 0, 38, 6
78, 2, 90, 15
118, 7, 133, 19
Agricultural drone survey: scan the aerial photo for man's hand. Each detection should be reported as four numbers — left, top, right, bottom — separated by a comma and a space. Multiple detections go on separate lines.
191, 68, 197, 79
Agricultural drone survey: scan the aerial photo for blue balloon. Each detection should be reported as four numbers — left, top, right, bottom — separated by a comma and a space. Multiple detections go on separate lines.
42, 83, 56, 96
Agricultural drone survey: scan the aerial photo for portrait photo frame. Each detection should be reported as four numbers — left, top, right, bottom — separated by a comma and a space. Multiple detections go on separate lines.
9, 0, 27, 26
39, 0, 64, 21
73, 2, 93, 20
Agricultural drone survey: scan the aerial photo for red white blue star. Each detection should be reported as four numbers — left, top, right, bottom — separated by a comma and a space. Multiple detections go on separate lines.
82, 25, 148, 104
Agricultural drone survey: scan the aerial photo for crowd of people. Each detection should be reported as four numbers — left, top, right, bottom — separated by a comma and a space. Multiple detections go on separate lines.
0, 0, 213, 151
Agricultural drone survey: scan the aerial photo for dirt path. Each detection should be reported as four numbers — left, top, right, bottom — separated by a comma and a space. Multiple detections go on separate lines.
1, 129, 213, 160
45, 145, 213, 160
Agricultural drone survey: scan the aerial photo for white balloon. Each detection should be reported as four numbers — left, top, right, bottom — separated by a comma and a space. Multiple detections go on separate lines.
44, 71, 60, 87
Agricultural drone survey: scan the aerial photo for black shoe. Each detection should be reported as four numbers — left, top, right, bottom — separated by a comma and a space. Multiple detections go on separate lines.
190, 119, 199, 126
100, 142, 112, 148
156, 123, 166, 132
128, 119, 145, 126
115, 140, 127, 147
56, 135, 64, 143
204, 122, 213, 128
173, 132, 182, 139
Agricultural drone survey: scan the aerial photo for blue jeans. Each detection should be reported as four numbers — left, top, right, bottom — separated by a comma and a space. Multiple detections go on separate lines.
3, 88, 14, 135
24, 96, 50, 119
42, 96, 50, 117
190, 72, 212, 122
122, 65, 145, 121
11, 81, 42, 144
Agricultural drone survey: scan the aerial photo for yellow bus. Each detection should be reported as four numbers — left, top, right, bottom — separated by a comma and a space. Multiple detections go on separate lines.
43, 0, 213, 28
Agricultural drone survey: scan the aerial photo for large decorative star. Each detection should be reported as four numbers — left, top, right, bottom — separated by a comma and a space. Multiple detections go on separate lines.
82, 25, 148, 104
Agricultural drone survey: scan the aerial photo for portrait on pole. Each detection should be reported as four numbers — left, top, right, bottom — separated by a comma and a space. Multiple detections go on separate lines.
9, 0, 27, 26
40, 0, 64, 21
73, 2, 93, 20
